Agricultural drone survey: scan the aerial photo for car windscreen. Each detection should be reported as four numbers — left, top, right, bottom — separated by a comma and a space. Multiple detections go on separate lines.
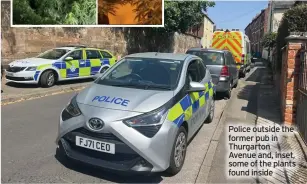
95, 57, 184, 90
186, 51, 224, 65
36, 49, 70, 60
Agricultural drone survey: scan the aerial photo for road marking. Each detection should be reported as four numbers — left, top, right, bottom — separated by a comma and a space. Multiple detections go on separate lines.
1, 86, 86, 106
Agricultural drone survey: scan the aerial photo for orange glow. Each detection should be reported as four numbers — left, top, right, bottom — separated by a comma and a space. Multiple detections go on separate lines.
108, 4, 137, 24
98, 0, 162, 25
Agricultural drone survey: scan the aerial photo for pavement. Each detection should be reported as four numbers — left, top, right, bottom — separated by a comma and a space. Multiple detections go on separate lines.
1, 84, 228, 183
204, 61, 307, 183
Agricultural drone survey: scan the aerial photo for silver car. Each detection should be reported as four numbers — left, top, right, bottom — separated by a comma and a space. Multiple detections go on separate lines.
186, 48, 239, 99
56, 52, 216, 175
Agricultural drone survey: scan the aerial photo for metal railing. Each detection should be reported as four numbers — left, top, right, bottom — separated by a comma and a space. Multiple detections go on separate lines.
296, 43, 307, 143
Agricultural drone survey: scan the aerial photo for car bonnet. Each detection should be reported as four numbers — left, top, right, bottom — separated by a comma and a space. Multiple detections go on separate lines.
76, 83, 174, 113
9, 58, 55, 67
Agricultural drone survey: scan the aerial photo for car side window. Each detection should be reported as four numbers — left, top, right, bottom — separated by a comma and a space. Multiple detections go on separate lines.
187, 60, 201, 82
197, 60, 206, 80
86, 50, 102, 59
66, 50, 82, 60
100, 51, 113, 58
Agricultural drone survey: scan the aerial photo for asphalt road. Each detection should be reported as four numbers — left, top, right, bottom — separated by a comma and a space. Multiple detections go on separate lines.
2, 91, 227, 183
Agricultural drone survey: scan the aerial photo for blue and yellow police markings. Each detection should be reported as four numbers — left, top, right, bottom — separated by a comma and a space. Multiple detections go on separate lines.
33, 58, 112, 81
167, 81, 215, 127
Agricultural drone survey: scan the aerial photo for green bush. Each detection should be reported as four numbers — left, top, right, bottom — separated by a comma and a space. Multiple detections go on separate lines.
276, 4, 307, 72
13, 0, 96, 25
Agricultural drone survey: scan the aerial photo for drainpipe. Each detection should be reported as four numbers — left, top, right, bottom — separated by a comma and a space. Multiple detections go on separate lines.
269, 0, 273, 33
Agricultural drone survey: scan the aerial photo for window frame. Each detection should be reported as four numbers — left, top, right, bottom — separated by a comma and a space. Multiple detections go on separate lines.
85, 49, 103, 59
100, 50, 113, 59
186, 59, 202, 83
197, 59, 207, 81
65, 49, 83, 60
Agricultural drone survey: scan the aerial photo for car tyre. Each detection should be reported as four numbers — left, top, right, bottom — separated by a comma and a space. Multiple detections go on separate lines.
225, 82, 232, 99
206, 98, 215, 123
40, 70, 56, 88
166, 126, 187, 176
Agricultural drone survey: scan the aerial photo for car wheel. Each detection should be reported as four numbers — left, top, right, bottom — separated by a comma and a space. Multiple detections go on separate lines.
40, 70, 56, 88
166, 126, 187, 176
225, 82, 232, 99
206, 98, 215, 123
100, 67, 109, 74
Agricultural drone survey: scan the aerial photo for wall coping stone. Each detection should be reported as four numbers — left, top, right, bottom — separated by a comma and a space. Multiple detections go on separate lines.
289, 32, 307, 36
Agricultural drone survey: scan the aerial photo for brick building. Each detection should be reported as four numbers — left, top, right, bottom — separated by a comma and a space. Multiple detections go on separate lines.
244, 7, 268, 57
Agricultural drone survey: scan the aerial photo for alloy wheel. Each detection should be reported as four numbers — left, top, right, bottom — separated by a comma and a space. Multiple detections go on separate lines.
174, 132, 187, 168
47, 73, 55, 86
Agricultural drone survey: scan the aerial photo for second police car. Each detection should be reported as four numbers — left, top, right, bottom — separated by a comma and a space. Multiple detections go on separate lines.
56, 52, 216, 175
5, 45, 117, 87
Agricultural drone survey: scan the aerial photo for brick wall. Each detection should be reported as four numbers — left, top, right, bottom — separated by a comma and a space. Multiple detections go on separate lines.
280, 35, 307, 124
1, 1, 200, 65
245, 7, 268, 56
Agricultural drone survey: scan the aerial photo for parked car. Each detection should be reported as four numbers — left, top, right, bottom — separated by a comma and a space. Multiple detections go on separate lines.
5, 45, 117, 87
56, 52, 215, 175
186, 48, 239, 98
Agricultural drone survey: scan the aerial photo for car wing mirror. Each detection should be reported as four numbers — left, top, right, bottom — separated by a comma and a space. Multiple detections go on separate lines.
65, 57, 73, 61
187, 81, 206, 93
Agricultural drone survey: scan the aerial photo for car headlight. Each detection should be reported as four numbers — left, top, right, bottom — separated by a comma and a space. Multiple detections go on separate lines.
123, 105, 169, 127
26, 66, 37, 71
62, 95, 82, 120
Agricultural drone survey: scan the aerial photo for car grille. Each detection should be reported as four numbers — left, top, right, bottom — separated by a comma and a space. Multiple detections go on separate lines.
6, 76, 33, 81
69, 144, 140, 163
71, 127, 123, 142
63, 130, 142, 164
133, 124, 162, 138
6, 66, 26, 73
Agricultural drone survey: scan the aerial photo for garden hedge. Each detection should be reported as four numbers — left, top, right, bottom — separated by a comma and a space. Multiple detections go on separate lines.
276, 4, 307, 72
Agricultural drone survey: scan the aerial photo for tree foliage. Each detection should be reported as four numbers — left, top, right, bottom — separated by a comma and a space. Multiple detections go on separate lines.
98, 0, 214, 29
13, 0, 96, 25
261, 32, 277, 49
164, 1, 215, 33
98, 0, 162, 25
275, 4, 307, 71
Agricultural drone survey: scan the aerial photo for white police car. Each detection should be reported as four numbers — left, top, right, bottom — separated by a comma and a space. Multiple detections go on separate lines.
56, 52, 216, 175
5, 45, 117, 87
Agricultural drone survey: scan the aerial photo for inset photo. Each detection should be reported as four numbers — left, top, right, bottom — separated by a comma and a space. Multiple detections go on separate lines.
12, 0, 97, 25
98, 0, 163, 25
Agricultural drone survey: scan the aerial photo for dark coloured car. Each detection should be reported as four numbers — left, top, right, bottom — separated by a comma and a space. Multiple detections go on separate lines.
186, 48, 239, 98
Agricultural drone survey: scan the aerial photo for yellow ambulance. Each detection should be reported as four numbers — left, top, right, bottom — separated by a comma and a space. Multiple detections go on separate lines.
211, 29, 251, 77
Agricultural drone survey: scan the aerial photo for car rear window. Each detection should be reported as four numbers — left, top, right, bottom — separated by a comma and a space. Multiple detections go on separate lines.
186, 51, 224, 65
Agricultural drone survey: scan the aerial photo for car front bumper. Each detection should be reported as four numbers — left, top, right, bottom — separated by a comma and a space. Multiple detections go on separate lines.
5, 70, 39, 84
56, 104, 179, 173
